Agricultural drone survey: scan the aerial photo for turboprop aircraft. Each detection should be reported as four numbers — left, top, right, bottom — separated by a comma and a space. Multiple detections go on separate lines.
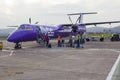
7, 12, 120, 49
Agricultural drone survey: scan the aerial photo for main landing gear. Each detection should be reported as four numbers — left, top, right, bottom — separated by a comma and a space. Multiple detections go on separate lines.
14, 43, 22, 49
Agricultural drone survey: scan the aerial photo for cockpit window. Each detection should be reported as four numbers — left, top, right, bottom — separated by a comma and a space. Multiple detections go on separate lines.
18, 25, 32, 30
18, 26, 25, 30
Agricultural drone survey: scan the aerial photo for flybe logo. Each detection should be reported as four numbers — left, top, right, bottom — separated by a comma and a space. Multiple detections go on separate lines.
58, 29, 71, 32
78, 26, 86, 30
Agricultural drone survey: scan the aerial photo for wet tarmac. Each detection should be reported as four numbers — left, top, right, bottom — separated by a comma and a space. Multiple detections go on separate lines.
0, 40, 120, 80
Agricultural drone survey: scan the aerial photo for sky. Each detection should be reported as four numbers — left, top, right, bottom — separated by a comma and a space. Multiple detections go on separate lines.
0, 0, 120, 28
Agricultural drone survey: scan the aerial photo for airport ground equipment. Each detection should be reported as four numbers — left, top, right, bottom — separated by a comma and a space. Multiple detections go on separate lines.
85, 33, 113, 41
0, 42, 3, 50
111, 34, 120, 41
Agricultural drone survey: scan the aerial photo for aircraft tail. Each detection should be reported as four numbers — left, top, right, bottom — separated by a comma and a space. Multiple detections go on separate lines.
67, 12, 97, 24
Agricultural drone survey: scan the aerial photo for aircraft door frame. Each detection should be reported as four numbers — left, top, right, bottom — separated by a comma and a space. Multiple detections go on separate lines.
36, 26, 41, 33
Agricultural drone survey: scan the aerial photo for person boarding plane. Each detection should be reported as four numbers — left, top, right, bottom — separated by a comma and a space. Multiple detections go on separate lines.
7, 12, 120, 49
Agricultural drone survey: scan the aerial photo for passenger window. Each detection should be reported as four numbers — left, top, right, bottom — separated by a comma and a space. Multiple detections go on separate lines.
18, 26, 32, 30
25, 26, 32, 30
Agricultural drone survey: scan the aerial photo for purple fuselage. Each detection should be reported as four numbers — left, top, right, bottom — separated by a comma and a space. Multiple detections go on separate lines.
7, 24, 86, 43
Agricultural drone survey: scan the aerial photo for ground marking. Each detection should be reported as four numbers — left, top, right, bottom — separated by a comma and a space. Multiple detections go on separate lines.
0, 50, 14, 58
106, 50, 120, 80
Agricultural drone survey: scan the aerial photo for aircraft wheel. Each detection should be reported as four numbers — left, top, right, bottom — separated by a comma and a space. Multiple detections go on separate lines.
14, 43, 22, 49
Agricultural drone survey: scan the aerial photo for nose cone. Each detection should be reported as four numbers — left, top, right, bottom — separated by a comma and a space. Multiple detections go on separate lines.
7, 36, 13, 42
7, 31, 20, 42
7, 30, 36, 43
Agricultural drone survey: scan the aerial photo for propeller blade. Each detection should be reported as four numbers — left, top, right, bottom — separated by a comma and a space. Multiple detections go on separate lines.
75, 15, 81, 24
35, 21, 39, 24
68, 16, 73, 24
29, 18, 31, 24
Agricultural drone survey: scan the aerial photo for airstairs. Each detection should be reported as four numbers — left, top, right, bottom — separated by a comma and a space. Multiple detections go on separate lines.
37, 33, 45, 46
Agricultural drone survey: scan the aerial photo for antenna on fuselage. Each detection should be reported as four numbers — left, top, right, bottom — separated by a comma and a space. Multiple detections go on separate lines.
67, 12, 97, 24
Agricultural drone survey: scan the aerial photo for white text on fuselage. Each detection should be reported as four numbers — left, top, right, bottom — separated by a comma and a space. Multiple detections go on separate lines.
58, 29, 71, 32
78, 26, 86, 30
48, 31, 54, 36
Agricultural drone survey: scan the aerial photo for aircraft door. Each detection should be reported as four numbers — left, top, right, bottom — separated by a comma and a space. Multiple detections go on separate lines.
36, 26, 45, 44
36, 26, 41, 33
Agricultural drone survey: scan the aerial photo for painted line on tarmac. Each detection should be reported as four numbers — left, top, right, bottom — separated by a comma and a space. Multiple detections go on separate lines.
9, 51, 14, 56
85, 48, 112, 51
83, 48, 120, 80
106, 50, 120, 80
0, 50, 14, 58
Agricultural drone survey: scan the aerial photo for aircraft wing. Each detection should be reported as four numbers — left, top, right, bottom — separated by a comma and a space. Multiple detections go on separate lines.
83, 21, 120, 26
60, 21, 120, 27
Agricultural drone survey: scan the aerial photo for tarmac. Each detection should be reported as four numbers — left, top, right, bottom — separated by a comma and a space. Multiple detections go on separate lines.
0, 40, 120, 80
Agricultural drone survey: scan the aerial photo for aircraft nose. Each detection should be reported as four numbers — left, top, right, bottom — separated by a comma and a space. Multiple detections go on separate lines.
7, 36, 13, 42
7, 32, 20, 42
7, 30, 36, 42
7, 36, 15, 42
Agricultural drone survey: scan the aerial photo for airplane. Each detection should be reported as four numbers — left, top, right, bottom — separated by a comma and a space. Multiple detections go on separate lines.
7, 12, 120, 49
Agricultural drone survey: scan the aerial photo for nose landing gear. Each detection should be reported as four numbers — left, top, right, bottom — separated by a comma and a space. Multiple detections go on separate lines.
14, 43, 22, 49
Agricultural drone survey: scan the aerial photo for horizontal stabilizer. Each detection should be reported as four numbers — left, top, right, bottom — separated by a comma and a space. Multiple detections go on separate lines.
67, 12, 97, 15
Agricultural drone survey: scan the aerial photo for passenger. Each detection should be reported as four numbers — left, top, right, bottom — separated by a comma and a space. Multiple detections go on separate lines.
75, 32, 81, 48
57, 34, 61, 47
69, 35, 73, 47
80, 33, 85, 48
61, 39, 65, 47
45, 34, 49, 47
73, 39, 77, 48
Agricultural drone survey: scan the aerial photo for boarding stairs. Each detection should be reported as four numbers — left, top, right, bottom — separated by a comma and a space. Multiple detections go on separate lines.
37, 33, 45, 46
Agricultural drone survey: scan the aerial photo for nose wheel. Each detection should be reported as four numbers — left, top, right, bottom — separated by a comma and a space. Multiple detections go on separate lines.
14, 43, 22, 49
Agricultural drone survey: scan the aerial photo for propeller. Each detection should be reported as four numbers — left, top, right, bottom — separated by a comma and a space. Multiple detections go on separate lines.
67, 12, 97, 33
7, 18, 39, 28
67, 15, 79, 33
29, 18, 31, 24
29, 18, 39, 24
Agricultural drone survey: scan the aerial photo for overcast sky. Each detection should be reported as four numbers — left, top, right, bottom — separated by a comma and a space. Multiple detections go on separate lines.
0, 0, 120, 28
